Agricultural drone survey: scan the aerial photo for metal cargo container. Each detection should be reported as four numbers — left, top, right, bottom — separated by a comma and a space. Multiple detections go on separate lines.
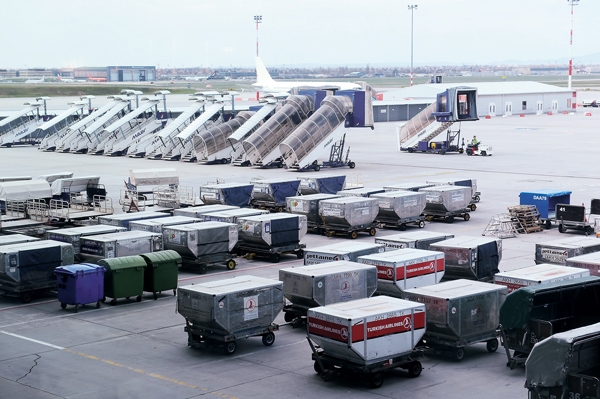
250, 178, 301, 209
0, 234, 40, 246
299, 175, 346, 195
404, 279, 507, 361
79, 231, 163, 261
566, 251, 600, 276
163, 221, 238, 259
307, 296, 426, 365
201, 208, 269, 223
129, 216, 201, 233
286, 193, 340, 230
427, 178, 479, 199
279, 261, 378, 309
383, 182, 434, 192
535, 236, 600, 265
429, 236, 502, 282
46, 225, 127, 254
98, 211, 170, 230
336, 187, 385, 198
319, 197, 379, 230
173, 204, 238, 218
494, 264, 590, 293
238, 213, 307, 248
358, 248, 445, 297
371, 191, 427, 229
199, 182, 254, 207
419, 185, 471, 216
304, 242, 386, 265
375, 231, 455, 250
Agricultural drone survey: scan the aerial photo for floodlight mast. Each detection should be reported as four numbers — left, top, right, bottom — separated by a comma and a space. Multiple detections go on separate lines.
567, 0, 579, 90
254, 15, 262, 57
408, 5, 418, 87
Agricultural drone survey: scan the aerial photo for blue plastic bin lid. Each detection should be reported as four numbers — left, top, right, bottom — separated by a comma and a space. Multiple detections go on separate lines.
519, 189, 572, 197
55, 263, 105, 275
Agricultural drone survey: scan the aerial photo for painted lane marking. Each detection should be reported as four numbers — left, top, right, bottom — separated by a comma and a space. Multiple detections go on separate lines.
0, 330, 65, 350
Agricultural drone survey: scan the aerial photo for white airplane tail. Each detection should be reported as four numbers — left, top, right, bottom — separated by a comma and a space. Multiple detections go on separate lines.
255, 57, 276, 86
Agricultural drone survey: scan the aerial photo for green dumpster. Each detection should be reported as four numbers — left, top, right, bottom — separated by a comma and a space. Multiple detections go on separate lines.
140, 250, 181, 300
98, 256, 146, 306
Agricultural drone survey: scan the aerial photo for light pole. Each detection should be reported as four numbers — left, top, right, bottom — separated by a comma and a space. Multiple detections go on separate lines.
567, 0, 579, 90
254, 15, 262, 57
408, 5, 417, 87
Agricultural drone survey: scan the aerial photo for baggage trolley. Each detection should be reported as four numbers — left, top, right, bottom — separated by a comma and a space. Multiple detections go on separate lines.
180, 253, 237, 274
237, 242, 306, 263
418, 327, 500, 362
424, 208, 471, 223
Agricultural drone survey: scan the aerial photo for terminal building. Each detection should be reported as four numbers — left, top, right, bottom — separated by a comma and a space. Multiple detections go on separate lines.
73, 66, 156, 82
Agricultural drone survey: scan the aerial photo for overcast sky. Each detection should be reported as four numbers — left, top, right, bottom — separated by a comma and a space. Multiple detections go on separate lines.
2, 0, 598, 69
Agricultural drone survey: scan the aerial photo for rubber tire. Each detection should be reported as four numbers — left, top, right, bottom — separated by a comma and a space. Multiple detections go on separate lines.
348, 162, 355, 169
221, 158, 227, 164
110, 299, 117, 306
136, 295, 142, 302
314, 165, 320, 171
466, 149, 472, 156
470, 204, 477, 211
271, 253, 280, 263
75, 304, 79, 313
369, 228, 377, 236
407, 148, 414, 153
296, 250, 304, 259
21, 293, 32, 304
481, 151, 487, 156
474, 195, 481, 202
277, 162, 283, 168
226, 260, 236, 270
153, 292, 158, 300
418, 220, 425, 228
439, 149, 446, 155
408, 361, 422, 378
60, 303, 67, 310
284, 312, 296, 323
453, 347, 465, 362
447, 216, 454, 223
224, 341, 237, 355
459, 148, 464, 154
314, 360, 324, 374
96, 301, 100, 308
399, 223, 407, 231
262, 332, 275, 346
464, 213, 471, 221
586, 226, 594, 236
545, 220, 552, 230
558, 224, 567, 233
350, 231, 358, 239
369, 372, 384, 389
486, 338, 499, 353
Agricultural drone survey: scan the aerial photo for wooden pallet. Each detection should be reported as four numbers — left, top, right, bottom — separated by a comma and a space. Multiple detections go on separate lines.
507, 205, 544, 234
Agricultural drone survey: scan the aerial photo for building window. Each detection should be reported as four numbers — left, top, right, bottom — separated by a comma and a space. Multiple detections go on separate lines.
522, 101, 527, 111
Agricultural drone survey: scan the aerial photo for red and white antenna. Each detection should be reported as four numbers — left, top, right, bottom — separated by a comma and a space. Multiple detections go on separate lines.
567, 0, 579, 90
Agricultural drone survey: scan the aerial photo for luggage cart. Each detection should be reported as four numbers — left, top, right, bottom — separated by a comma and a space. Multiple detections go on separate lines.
180, 253, 237, 274
184, 319, 279, 355
237, 242, 305, 263
418, 328, 500, 362
282, 303, 310, 326
556, 203, 595, 235
308, 337, 423, 389
423, 208, 471, 223
376, 215, 426, 231
323, 222, 377, 239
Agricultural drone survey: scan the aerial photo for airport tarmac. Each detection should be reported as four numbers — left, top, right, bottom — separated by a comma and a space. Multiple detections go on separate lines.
0, 99, 599, 398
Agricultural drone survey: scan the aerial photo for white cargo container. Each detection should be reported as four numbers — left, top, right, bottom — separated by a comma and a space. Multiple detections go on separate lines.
535, 237, 600, 265
495, 264, 591, 293
47, 225, 127, 255
129, 215, 201, 233
375, 231, 455, 251
173, 205, 238, 218
79, 231, 163, 261
566, 252, 600, 276
304, 242, 386, 265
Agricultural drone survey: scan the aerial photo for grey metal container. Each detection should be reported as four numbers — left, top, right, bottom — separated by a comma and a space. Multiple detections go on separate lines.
427, 178, 478, 198
372, 191, 427, 222
404, 279, 507, 342
47, 225, 127, 254
251, 178, 301, 208
98, 211, 170, 230
201, 208, 269, 223
336, 187, 385, 198
375, 231, 455, 250
79, 231, 163, 261
0, 234, 40, 246
280, 261, 377, 309
319, 197, 379, 228
238, 213, 307, 248
566, 252, 600, 277
286, 193, 340, 227
535, 236, 600, 265
163, 221, 238, 259
177, 275, 284, 335
304, 242, 386, 265
384, 182, 435, 192
299, 175, 347, 195
173, 204, 239, 218
429, 236, 502, 282
199, 182, 254, 207
419, 185, 471, 213
129, 216, 201, 233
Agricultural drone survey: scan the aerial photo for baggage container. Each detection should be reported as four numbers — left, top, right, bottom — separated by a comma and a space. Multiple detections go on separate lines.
427, 178, 480, 203
304, 242, 385, 265
55, 263, 105, 312
0, 234, 40, 246
129, 215, 201, 233
383, 182, 434, 192
286, 193, 340, 230
358, 248, 445, 297
429, 236, 502, 282
404, 279, 507, 361
79, 231, 163, 262
336, 187, 385, 198
499, 276, 600, 369
372, 191, 426, 230
525, 322, 600, 399
250, 178, 301, 210
98, 255, 146, 305
375, 231, 454, 251
494, 263, 590, 293
0, 240, 74, 302
47, 225, 127, 255
319, 196, 379, 238
238, 213, 307, 249
178, 275, 283, 354
201, 208, 269, 223
307, 296, 426, 365
199, 182, 254, 207
535, 236, 600, 265
419, 185, 472, 221
173, 204, 238, 218
98, 211, 170, 230
519, 189, 571, 227
139, 250, 181, 300
299, 175, 346, 195
566, 251, 600, 276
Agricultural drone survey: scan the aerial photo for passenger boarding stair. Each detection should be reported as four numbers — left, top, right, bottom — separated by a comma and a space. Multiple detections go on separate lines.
37, 102, 87, 149
229, 101, 278, 166
398, 103, 454, 150
0, 102, 43, 147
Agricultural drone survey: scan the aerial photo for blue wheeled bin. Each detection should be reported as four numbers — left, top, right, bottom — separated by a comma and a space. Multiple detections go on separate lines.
519, 189, 572, 229
55, 264, 105, 312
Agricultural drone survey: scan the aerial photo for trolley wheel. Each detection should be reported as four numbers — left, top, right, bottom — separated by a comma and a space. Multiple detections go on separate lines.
226, 259, 236, 270
407, 148, 414, 153
75, 304, 79, 313
96, 301, 100, 309
277, 162, 283, 168
399, 223, 407, 231
221, 158, 228, 164
369, 227, 377, 236
474, 195, 481, 202
224, 341, 237, 355
314, 360, 324, 374
369, 372, 384, 389
486, 338, 499, 353
262, 332, 275, 346
296, 250, 304, 259
586, 226, 594, 236
447, 216, 454, 223
21, 293, 32, 304
173, 288, 177, 296
459, 148, 464, 154
271, 253, 281, 263
558, 224, 567, 233
110, 299, 117, 306
136, 295, 142, 302
153, 292, 158, 300
470, 203, 477, 211
545, 220, 552, 230
452, 347, 465, 362
348, 162, 356, 169
464, 213, 471, 221
439, 149, 446, 155
314, 165, 320, 171
284, 312, 296, 323
466, 149, 472, 156
102, 296, 106, 303
425, 215, 433, 221
408, 361, 422, 378
60, 303, 67, 310
418, 220, 425, 228
349, 231, 358, 239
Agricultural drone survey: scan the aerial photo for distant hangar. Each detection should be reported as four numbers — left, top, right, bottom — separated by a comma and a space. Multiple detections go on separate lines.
74, 66, 156, 82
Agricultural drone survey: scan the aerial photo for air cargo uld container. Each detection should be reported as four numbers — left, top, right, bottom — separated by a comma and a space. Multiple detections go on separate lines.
519, 189, 571, 226
238, 213, 307, 249
566, 251, 600, 276
535, 236, 600, 265
419, 185, 471, 220
286, 193, 340, 230
427, 178, 479, 200
173, 204, 238, 218
319, 197, 379, 233
429, 236, 502, 282
307, 296, 426, 365
250, 178, 301, 210
375, 231, 455, 251
335, 187, 385, 198
129, 216, 201, 233
304, 242, 385, 265
358, 248, 445, 297
0, 234, 40, 246
371, 191, 426, 229
201, 208, 269, 223
404, 279, 507, 361
494, 264, 590, 293
383, 182, 434, 192
79, 231, 163, 262
299, 175, 346, 195
47, 225, 127, 255
199, 182, 254, 207
98, 211, 170, 230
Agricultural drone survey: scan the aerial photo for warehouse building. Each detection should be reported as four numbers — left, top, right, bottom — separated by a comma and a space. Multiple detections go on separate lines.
73, 66, 156, 82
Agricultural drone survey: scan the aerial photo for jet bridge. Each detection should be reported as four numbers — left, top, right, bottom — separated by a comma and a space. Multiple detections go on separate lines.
35, 103, 87, 148
242, 95, 315, 167
0, 102, 43, 147
398, 87, 478, 153
192, 111, 254, 164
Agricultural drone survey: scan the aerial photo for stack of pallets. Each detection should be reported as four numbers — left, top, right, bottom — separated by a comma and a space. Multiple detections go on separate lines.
507, 205, 544, 234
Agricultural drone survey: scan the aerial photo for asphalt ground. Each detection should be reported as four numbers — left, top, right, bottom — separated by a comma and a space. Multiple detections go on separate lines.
0, 95, 599, 398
